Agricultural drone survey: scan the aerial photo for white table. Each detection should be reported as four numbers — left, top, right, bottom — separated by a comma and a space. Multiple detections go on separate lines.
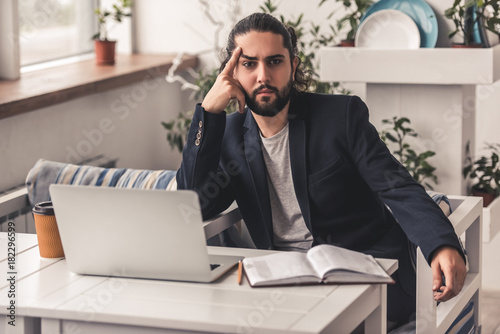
0, 233, 397, 334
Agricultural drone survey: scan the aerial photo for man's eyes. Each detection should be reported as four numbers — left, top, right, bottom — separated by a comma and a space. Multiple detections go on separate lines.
241, 59, 283, 68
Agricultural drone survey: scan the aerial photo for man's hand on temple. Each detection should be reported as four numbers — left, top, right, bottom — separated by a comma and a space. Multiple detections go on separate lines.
430, 246, 467, 302
201, 46, 246, 114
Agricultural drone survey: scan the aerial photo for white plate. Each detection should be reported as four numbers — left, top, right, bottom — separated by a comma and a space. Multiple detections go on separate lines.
355, 9, 420, 49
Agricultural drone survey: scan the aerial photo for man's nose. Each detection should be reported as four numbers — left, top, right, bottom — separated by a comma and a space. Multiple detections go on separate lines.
257, 63, 270, 84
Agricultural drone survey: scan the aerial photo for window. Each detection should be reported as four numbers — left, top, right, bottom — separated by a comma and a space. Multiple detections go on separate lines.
18, 0, 98, 66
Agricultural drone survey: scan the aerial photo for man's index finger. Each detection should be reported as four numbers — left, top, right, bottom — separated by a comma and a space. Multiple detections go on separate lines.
222, 46, 241, 75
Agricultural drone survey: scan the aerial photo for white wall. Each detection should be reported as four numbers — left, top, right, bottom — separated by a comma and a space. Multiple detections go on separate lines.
476, 81, 500, 292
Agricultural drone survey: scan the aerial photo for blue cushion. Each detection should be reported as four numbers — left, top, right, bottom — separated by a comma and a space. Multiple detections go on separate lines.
445, 300, 475, 334
427, 190, 452, 216
25, 159, 177, 207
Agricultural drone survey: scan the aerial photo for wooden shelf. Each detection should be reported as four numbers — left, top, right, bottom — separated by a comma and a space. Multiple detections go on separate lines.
0, 53, 198, 120
319, 45, 500, 85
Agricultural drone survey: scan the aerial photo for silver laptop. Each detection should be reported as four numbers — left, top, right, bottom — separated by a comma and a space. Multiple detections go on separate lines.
49, 184, 242, 283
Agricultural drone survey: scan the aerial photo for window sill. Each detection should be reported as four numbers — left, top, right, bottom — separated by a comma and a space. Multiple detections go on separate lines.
0, 53, 198, 121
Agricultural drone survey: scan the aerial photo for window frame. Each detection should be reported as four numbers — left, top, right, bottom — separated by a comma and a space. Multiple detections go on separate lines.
17, 0, 100, 68
0, 0, 100, 79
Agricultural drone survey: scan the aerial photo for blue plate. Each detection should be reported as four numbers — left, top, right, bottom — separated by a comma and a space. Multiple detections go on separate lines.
360, 0, 438, 48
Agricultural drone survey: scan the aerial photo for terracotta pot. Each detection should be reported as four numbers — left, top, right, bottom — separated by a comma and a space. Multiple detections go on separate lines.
451, 43, 484, 49
339, 40, 355, 47
94, 40, 116, 65
471, 189, 497, 207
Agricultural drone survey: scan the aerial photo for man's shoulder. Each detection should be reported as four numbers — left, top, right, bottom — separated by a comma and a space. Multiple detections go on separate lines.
298, 92, 360, 109
301, 91, 352, 101
294, 92, 362, 118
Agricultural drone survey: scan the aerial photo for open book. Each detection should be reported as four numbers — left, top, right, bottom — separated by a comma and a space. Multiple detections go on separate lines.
242, 244, 394, 287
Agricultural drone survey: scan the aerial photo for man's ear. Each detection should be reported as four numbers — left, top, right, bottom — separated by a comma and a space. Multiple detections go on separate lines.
292, 56, 299, 79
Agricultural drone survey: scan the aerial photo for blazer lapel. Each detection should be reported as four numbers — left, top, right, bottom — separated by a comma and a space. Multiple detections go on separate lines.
288, 93, 312, 230
243, 111, 274, 247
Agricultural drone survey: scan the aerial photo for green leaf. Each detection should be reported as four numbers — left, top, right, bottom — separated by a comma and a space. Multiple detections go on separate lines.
395, 117, 410, 128
385, 133, 398, 143
419, 151, 436, 159
161, 121, 173, 130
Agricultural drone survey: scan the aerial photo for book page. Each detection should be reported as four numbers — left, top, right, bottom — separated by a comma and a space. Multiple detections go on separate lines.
306, 244, 390, 280
243, 251, 319, 286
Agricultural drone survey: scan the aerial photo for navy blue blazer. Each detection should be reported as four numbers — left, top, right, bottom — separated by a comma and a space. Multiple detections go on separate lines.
177, 92, 464, 295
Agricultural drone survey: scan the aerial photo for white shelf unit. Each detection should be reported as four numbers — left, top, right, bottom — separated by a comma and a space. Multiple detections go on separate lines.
319, 45, 500, 85
319, 45, 500, 197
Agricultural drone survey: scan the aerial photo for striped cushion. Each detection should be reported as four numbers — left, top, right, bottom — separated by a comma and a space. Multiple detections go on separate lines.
445, 300, 475, 334
388, 301, 475, 334
427, 190, 452, 217
26, 159, 177, 207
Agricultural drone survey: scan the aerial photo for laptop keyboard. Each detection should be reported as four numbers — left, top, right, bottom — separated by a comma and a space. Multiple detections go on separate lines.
210, 264, 220, 271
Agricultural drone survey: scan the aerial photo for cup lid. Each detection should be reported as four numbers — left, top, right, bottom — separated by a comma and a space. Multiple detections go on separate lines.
32, 201, 54, 215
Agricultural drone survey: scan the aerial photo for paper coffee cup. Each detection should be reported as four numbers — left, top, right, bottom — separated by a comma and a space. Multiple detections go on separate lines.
32, 201, 65, 258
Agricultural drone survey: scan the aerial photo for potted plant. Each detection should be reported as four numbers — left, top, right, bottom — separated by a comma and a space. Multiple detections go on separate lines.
320, 0, 373, 47
92, 0, 132, 65
463, 142, 500, 207
444, 0, 499, 48
379, 116, 438, 190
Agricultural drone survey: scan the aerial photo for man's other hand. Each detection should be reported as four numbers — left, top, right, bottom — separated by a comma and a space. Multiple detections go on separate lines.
430, 246, 467, 302
201, 46, 246, 114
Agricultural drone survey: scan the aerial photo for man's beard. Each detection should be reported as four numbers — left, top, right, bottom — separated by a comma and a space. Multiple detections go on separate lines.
244, 78, 293, 117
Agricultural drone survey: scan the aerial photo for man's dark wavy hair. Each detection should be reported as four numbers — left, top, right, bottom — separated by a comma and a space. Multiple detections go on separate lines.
219, 13, 312, 92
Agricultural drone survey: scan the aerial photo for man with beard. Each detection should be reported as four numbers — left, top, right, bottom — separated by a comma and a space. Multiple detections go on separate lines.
176, 13, 466, 326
